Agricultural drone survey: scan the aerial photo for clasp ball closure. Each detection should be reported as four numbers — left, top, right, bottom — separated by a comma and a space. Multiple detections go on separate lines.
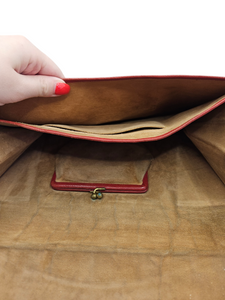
90, 188, 105, 201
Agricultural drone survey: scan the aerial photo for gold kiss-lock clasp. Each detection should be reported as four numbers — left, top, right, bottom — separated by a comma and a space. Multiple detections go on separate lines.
90, 188, 106, 200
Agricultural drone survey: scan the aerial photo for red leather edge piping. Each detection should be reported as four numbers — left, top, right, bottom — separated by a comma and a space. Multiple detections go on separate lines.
63, 75, 225, 82
51, 171, 149, 193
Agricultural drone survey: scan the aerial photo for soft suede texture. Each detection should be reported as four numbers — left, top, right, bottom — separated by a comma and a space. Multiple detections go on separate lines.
185, 103, 225, 185
0, 127, 41, 177
0, 95, 223, 143
1, 77, 225, 125
0, 133, 225, 299
0, 76, 225, 299
56, 140, 152, 184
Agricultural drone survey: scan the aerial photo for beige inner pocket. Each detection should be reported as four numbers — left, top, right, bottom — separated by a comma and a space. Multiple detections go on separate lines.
15, 95, 224, 142
0, 77, 225, 143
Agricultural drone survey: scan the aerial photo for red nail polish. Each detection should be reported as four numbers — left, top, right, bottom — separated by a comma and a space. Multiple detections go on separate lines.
55, 83, 70, 95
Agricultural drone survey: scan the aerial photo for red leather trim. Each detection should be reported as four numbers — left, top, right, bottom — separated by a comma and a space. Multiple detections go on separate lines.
50, 171, 148, 193
63, 75, 225, 82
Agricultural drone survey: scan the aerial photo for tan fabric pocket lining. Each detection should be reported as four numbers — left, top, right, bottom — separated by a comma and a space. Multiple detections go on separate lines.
7, 95, 224, 141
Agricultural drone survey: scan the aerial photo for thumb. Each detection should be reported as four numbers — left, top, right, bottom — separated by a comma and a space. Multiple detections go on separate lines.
16, 74, 70, 100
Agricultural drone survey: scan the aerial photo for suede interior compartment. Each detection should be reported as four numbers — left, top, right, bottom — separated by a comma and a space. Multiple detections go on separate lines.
1, 76, 225, 299
55, 140, 153, 185
1, 133, 225, 299
1, 77, 225, 125
185, 103, 225, 185
0, 127, 42, 177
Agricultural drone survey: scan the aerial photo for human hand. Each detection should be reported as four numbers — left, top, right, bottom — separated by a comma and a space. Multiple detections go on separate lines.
0, 35, 70, 106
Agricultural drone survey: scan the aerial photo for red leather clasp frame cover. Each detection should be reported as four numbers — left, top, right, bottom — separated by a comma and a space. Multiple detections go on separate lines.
51, 171, 149, 194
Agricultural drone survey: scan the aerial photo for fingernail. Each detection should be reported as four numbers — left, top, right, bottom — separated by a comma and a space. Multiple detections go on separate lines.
55, 83, 70, 95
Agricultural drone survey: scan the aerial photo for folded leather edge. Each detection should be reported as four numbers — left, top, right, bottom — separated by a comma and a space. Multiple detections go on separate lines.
64, 75, 225, 82
50, 171, 148, 193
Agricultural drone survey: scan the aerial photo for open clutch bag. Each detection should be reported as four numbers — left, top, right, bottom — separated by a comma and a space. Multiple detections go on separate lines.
0, 75, 225, 199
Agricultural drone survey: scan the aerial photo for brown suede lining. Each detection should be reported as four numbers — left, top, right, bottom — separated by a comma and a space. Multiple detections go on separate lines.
1, 77, 225, 125
0, 127, 41, 177
56, 140, 153, 184
185, 104, 225, 185
0, 77, 225, 189
0, 77, 225, 298
0, 133, 225, 299
3, 96, 221, 142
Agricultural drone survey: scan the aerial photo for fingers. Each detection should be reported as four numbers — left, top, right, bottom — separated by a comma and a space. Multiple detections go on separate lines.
15, 74, 70, 100
0, 35, 70, 105
12, 36, 65, 78
35, 53, 65, 79
20, 54, 65, 79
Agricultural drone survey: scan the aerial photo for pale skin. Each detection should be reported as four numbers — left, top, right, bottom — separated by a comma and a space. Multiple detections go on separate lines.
0, 35, 68, 106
